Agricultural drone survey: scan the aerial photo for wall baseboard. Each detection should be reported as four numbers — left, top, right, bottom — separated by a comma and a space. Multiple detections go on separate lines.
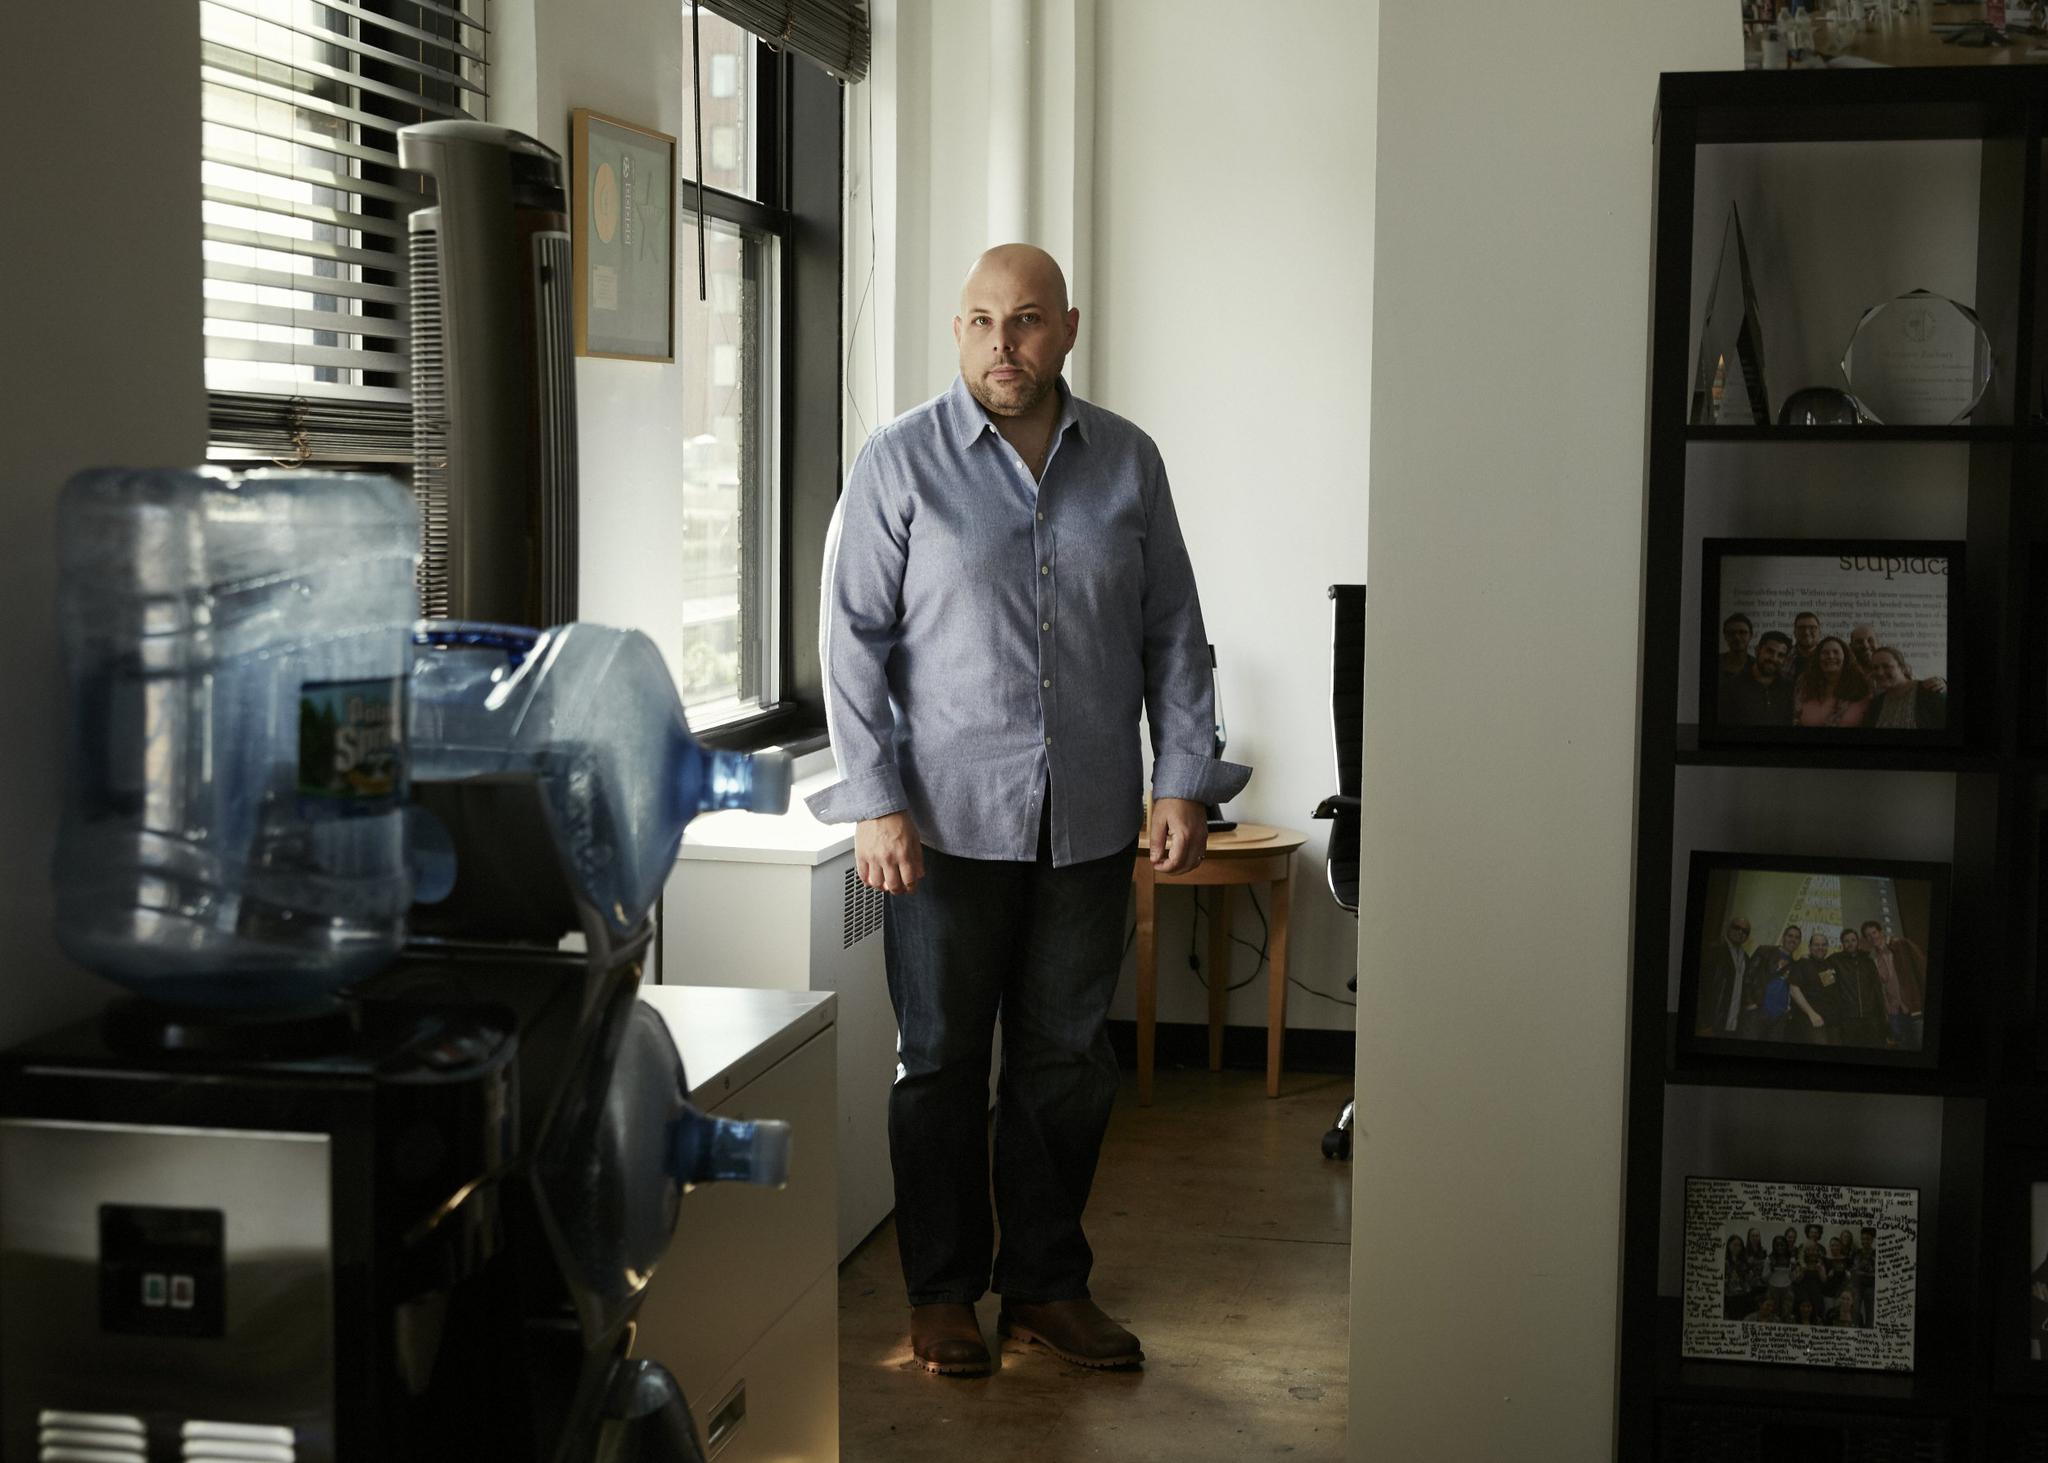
1106, 1019, 1356, 1076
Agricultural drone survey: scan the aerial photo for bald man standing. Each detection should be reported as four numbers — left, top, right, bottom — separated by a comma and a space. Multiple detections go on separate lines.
808, 245, 1249, 1376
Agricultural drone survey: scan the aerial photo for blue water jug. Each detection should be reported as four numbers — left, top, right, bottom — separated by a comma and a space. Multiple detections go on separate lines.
53, 468, 420, 1008
408, 622, 792, 934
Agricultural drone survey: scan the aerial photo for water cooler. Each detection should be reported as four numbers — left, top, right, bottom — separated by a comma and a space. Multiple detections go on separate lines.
0, 126, 767, 1462
0, 779, 758, 1461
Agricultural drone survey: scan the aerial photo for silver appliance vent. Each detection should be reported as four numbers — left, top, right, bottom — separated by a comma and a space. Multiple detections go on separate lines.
181, 1418, 296, 1463
38, 1409, 146, 1462
408, 224, 451, 620
842, 867, 884, 949
532, 229, 577, 626
35, 1412, 298, 1463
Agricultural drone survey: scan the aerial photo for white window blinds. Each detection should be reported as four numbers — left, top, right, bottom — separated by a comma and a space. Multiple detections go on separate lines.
697, 0, 869, 83
199, 0, 487, 463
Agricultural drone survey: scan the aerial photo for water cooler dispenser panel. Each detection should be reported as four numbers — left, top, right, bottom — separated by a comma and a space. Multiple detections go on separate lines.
0, 1120, 334, 1460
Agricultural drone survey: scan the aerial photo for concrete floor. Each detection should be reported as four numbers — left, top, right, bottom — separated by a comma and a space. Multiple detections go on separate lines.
838, 1067, 1353, 1462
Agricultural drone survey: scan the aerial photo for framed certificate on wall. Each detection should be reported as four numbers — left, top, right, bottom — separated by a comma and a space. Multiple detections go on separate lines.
570, 108, 675, 362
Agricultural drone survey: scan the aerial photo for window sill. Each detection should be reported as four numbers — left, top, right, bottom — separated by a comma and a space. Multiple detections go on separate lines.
693, 702, 828, 755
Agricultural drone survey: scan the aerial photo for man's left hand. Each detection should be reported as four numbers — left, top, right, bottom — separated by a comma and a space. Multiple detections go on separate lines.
1149, 797, 1208, 875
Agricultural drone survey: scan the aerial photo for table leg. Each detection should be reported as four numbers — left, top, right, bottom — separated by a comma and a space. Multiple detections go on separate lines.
1135, 861, 1157, 1107
1267, 869, 1292, 1099
1206, 885, 1231, 1071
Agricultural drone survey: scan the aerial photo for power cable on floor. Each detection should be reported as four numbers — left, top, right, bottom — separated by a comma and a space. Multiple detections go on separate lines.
1191, 889, 1263, 993
1127, 888, 1358, 1008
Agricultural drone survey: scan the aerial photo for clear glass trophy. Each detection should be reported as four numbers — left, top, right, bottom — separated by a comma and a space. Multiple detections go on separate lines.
1690, 203, 1771, 426
1840, 290, 1993, 425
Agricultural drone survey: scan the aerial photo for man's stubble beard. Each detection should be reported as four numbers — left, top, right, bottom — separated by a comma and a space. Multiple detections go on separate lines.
966, 367, 1056, 419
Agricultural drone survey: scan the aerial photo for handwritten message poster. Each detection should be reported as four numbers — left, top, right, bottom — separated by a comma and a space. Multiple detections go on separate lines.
1682, 1176, 1918, 1372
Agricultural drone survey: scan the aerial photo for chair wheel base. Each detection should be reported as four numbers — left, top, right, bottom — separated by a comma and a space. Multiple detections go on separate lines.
1321, 1125, 1352, 1161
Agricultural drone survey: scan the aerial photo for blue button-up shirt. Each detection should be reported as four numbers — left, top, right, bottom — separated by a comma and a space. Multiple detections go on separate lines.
805, 375, 1250, 865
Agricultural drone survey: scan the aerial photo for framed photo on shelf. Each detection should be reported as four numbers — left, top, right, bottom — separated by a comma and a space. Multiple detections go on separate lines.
1699, 539, 1962, 749
1682, 1176, 1918, 1374
1675, 851, 1948, 1070
2029, 546, 2048, 754
1995, 1148, 2048, 1395
569, 108, 676, 362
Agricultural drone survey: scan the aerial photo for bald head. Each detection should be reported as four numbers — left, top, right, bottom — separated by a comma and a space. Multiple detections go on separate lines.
959, 244, 1070, 316
954, 244, 1079, 419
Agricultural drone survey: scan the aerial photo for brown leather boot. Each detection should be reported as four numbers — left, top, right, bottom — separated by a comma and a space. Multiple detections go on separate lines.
997, 1298, 1143, 1369
909, 1303, 991, 1376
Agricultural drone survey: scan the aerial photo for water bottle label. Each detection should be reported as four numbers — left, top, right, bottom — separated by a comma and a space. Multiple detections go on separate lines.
298, 677, 405, 817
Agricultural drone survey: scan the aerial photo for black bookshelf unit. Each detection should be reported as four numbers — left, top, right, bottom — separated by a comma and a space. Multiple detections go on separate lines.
1625, 69, 2048, 1462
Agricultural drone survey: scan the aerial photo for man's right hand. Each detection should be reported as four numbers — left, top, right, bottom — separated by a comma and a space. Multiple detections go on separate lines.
857, 812, 925, 895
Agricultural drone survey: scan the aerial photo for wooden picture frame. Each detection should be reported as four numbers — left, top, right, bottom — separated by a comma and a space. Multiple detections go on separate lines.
1675, 850, 1949, 1073
569, 108, 676, 362
1699, 538, 1964, 750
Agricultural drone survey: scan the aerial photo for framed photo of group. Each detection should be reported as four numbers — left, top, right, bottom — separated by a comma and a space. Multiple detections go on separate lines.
1676, 851, 1948, 1071
1682, 1176, 1918, 1374
1699, 539, 1963, 750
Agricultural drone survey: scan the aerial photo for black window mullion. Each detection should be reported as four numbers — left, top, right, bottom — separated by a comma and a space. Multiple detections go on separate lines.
756, 34, 787, 210
776, 51, 800, 723
686, 186, 783, 236
779, 50, 839, 729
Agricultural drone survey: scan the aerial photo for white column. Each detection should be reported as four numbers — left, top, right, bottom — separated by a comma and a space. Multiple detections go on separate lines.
1032, 0, 1094, 395
986, 0, 1034, 245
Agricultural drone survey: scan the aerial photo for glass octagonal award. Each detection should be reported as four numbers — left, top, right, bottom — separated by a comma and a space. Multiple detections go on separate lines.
1840, 290, 1993, 426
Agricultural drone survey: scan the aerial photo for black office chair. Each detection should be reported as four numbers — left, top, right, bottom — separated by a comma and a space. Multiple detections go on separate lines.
1310, 584, 1364, 1160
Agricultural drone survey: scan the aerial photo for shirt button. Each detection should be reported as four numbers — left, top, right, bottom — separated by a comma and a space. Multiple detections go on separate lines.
1036, 511, 1044, 521
1043, 678, 1052, 688
1040, 564, 1049, 575
1045, 735, 1053, 744
1041, 621, 1050, 632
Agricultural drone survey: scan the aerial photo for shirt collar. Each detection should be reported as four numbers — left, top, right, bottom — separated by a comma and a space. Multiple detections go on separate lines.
945, 373, 1091, 449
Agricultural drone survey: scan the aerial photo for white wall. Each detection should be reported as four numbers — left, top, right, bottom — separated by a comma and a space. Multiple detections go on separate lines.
0, 3, 208, 1046
851, 0, 1375, 1032
1092, 1, 1375, 1032
1352, 9, 1731, 1462
498, 0, 697, 687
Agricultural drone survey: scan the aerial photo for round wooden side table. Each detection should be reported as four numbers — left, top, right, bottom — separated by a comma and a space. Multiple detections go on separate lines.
1131, 822, 1310, 1106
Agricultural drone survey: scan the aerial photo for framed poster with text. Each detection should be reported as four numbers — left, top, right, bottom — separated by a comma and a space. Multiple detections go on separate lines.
570, 109, 675, 362
1683, 1176, 1918, 1373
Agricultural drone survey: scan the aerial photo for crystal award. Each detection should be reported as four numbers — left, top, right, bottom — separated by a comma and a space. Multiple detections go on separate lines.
1840, 290, 1993, 425
1690, 203, 1771, 426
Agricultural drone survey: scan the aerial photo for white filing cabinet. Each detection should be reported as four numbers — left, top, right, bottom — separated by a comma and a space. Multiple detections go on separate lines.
637, 986, 837, 1463
657, 766, 895, 1262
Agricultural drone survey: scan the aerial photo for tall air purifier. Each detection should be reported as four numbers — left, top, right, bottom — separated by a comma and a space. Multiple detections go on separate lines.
399, 121, 578, 626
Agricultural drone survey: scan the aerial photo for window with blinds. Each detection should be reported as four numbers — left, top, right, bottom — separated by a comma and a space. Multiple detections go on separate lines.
198, 0, 487, 466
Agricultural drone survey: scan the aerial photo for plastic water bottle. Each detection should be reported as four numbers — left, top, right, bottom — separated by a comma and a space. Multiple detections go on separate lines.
53, 468, 419, 1008
408, 622, 792, 934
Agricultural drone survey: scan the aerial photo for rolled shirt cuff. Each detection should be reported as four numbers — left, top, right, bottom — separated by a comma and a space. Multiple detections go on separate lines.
804, 764, 909, 825
1151, 753, 1252, 807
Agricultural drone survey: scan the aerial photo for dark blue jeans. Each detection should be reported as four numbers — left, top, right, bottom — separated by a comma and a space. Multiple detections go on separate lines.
883, 821, 1134, 1307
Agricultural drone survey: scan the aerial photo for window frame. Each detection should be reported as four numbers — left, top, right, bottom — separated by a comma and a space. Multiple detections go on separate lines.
687, 42, 842, 753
